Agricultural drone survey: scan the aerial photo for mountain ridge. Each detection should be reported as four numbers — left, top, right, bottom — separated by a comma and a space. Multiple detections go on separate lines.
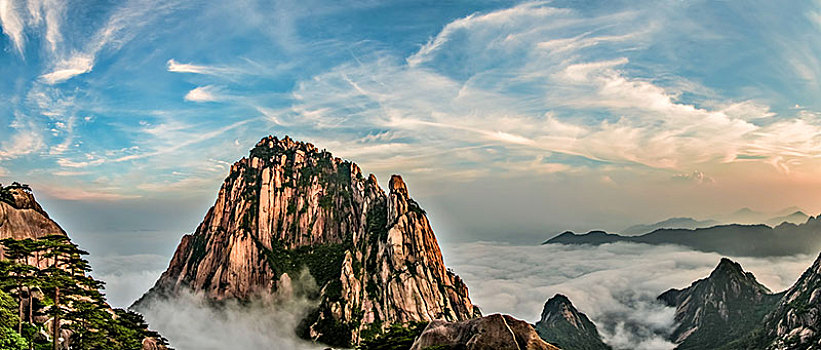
621, 217, 719, 236
618, 209, 809, 236
544, 217, 821, 257
724, 252, 821, 349
657, 258, 780, 349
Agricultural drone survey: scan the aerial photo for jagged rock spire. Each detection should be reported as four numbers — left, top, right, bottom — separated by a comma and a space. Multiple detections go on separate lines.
657, 258, 778, 349
535, 294, 611, 350
135, 135, 477, 347
754, 252, 821, 348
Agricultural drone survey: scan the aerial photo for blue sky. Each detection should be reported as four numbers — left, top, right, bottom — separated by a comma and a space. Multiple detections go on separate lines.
1, 0, 821, 261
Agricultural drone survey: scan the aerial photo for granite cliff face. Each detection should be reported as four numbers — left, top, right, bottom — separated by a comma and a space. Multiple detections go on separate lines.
136, 136, 478, 346
657, 258, 779, 349
410, 314, 560, 350
535, 294, 611, 350
754, 253, 821, 349
0, 186, 65, 240
0, 185, 66, 264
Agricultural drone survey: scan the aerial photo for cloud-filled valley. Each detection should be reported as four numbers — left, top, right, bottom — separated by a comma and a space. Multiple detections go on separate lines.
443, 241, 815, 349
95, 239, 817, 350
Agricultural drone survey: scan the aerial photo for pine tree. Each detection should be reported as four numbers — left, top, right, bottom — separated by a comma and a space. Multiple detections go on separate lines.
2, 234, 171, 350
0, 238, 36, 335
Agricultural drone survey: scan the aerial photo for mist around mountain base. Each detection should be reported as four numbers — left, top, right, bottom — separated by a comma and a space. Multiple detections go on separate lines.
96, 240, 818, 350
443, 241, 815, 350
134, 269, 325, 350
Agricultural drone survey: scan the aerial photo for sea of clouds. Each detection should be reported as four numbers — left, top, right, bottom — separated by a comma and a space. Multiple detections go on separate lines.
442, 241, 816, 350
95, 241, 816, 350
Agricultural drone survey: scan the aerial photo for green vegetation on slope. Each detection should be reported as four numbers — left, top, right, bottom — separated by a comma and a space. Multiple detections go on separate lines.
357, 322, 429, 350
536, 319, 611, 350
0, 236, 169, 350
0, 182, 31, 207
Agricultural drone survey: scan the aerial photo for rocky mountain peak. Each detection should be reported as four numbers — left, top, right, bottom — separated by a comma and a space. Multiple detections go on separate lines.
253, 135, 323, 156
541, 294, 581, 327
709, 258, 771, 294
535, 294, 611, 350
657, 258, 778, 349
0, 185, 65, 242
4, 186, 46, 214
709, 257, 759, 283
714, 257, 742, 272
136, 135, 477, 347
389, 175, 408, 196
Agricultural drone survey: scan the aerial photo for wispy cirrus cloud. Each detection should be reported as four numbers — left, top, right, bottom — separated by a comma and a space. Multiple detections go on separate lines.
168, 59, 243, 77
34, 0, 183, 84
40, 54, 94, 84
285, 1, 821, 179
39, 184, 141, 201
0, 0, 64, 56
184, 85, 224, 102
0, 112, 45, 159
0, 0, 26, 54
112, 117, 256, 162
2, 0, 820, 243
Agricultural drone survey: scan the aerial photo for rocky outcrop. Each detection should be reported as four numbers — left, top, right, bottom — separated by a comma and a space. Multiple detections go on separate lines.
535, 294, 610, 350
0, 186, 66, 265
753, 253, 821, 349
410, 314, 560, 350
135, 135, 478, 347
657, 258, 779, 349
0, 186, 65, 241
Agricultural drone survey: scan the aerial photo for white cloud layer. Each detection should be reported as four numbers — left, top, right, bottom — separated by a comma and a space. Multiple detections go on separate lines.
136, 270, 324, 350
89, 254, 167, 308
443, 241, 815, 350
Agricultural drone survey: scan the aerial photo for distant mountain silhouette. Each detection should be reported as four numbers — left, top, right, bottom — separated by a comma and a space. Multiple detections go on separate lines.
721, 207, 808, 226
545, 216, 821, 257
620, 208, 809, 237
765, 210, 808, 227
621, 217, 719, 236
